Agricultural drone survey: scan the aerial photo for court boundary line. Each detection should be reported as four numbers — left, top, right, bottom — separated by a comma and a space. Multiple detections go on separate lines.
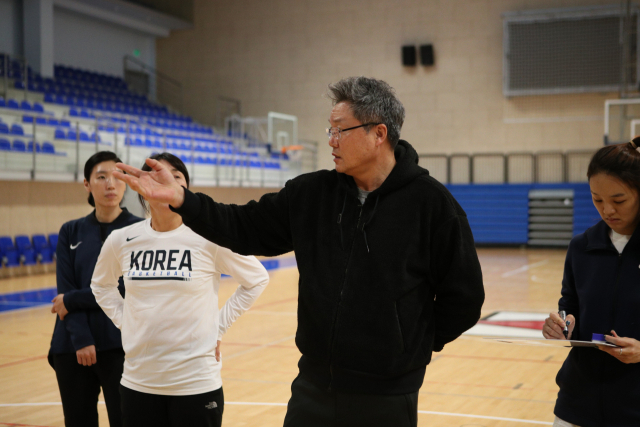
0, 402, 554, 425
501, 259, 549, 278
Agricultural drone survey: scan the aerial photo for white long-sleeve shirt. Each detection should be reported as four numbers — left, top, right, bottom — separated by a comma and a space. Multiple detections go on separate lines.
91, 219, 269, 396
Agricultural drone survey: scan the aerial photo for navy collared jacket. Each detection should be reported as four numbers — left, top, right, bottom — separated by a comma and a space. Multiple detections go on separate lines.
49, 209, 142, 357
555, 220, 640, 427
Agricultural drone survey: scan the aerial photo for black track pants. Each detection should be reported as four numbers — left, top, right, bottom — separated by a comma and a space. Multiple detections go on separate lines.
52, 348, 125, 427
120, 385, 224, 427
283, 375, 418, 427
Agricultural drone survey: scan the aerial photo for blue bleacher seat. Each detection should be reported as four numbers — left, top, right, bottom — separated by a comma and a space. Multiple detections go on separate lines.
42, 142, 55, 154
0, 123, 7, 134
27, 141, 41, 152
0, 139, 10, 151
44, 93, 55, 103
36, 117, 46, 125
12, 140, 26, 152
60, 120, 71, 127
32, 234, 53, 264
79, 132, 90, 142
23, 116, 34, 124
20, 100, 32, 110
7, 99, 20, 109
48, 233, 58, 254
0, 97, 5, 107
33, 102, 44, 112
10, 124, 24, 135
67, 130, 77, 140
69, 109, 79, 116
15, 235, 36, 265
0, 237, 19, 267
54, 129, 65, 139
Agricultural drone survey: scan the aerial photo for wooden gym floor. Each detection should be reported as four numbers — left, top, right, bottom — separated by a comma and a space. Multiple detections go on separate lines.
0, 247, 570, 426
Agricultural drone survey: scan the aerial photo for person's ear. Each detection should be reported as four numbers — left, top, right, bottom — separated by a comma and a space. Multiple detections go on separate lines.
374, 124, 388, 148
83, 178, 91, 194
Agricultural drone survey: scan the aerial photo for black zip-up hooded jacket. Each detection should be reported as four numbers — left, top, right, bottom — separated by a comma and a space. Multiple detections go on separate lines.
49, 209, 142, 360
174, 140, 485, 394
555, 220, 640, 426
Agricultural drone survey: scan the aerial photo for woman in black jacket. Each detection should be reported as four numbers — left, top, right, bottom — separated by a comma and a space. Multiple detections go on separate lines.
49, 151, 142, 427
543, 139, 640, 427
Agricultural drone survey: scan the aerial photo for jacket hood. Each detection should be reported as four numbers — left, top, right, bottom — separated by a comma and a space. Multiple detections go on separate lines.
338, 140, 429, 197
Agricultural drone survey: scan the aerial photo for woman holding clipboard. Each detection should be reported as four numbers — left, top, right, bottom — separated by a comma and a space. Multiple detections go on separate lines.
543, 139, 640, 427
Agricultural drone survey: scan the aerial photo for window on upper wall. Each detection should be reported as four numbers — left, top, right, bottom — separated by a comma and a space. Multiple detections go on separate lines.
502, 5, 638, 97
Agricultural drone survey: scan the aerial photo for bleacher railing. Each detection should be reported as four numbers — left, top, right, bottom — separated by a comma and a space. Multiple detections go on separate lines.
419, 150, 595, 185
1, 54, 28, 101
124, 55, 183, 113
0, 107, 313, 187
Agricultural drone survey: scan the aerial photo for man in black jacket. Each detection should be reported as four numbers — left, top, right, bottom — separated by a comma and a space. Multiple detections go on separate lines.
115, 76, 485, 427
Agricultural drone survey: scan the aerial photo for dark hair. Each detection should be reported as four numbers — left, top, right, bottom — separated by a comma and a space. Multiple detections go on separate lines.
327, 76, 405, 149
587, 138, 640, 197
138, 153, 190, 215
84, 151, 123, 207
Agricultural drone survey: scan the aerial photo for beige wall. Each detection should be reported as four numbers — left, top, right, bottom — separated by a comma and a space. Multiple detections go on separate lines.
0, 181, 278, 237
157, 0, 620, 171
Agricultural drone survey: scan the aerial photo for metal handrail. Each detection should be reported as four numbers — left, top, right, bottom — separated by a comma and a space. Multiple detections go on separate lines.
123, 55, 181, 87
123, 55, 183, 111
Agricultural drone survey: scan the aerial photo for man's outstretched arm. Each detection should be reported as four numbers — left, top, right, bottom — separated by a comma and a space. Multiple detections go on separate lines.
115, 158, 293, 256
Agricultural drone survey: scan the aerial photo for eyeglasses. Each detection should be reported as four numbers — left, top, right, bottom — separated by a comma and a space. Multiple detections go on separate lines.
325, 123, 381, 141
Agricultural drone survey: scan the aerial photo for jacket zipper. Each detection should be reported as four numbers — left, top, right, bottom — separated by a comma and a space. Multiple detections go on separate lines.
327, 202, 364, 392
609, 252, 624, 331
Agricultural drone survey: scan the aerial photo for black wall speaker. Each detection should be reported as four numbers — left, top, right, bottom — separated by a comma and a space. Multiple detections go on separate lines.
402, 45, 417, 66
420, 44, 434, 66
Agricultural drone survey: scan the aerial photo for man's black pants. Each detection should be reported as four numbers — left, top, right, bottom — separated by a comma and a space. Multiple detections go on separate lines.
283, 374, 418, 427
119, 385, 224, 427
52, 348, 125, 427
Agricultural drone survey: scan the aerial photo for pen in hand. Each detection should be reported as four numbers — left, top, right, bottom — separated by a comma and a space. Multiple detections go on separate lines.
559, 310, 569, 339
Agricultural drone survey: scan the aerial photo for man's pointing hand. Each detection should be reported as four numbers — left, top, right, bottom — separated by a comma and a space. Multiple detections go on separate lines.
114, 158, 185, 208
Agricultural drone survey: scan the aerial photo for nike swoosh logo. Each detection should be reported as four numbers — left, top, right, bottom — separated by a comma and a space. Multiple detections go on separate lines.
126, 236, 140, 242
70, 242, 82, 250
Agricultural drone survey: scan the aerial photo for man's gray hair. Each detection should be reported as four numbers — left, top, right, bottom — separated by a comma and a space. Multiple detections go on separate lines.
327, 77, 405, 149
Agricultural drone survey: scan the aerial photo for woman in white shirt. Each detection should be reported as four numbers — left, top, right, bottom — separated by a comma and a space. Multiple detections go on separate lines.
91, 153, 269, 427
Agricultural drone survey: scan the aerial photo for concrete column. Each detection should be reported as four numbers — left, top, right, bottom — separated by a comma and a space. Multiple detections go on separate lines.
23, 0, 54, 78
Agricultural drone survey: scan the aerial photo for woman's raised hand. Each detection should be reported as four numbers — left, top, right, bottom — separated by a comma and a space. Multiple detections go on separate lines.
542, 312, 575, 340
114, 158, 185, 208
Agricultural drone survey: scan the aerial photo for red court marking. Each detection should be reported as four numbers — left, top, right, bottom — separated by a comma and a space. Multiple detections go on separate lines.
478, 320, 545, 330
250, 297, 298, 310
440, 354, 562, 364
0, 355, 47, 369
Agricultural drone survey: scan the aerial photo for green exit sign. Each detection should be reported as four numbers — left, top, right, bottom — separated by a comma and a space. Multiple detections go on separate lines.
133, 49, 140, 57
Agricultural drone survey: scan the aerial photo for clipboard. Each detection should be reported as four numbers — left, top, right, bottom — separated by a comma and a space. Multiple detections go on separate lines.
483, 337, 621, 348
